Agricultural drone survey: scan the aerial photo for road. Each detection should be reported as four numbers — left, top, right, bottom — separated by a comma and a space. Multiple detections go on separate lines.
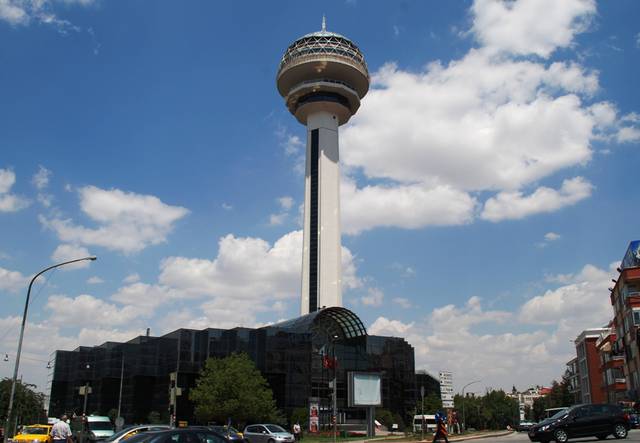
492, 429, 640, 441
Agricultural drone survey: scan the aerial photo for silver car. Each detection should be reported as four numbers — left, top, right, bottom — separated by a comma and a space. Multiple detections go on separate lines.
242, 425, 294, 443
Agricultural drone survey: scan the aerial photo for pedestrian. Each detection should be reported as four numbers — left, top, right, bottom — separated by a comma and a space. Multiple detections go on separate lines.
50, 414, 73, 443
293, 422, 301, 442
431, 412, 449, 443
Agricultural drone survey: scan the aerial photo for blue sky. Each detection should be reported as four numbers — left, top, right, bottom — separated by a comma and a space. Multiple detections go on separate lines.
1, 0, 639, 394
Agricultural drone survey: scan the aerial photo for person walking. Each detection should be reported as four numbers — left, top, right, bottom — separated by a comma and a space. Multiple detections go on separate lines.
292, 423, 301, 442
432, 412, 449, 443
50, 415, 72, 443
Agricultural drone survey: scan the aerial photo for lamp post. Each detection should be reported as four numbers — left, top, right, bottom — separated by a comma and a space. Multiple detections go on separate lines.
3, 256, 97, 443
82, 364, 91, 415
461, 379, 481, 433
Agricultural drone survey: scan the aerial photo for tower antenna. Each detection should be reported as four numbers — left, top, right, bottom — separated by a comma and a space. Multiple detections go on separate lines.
322, 15, 326, 32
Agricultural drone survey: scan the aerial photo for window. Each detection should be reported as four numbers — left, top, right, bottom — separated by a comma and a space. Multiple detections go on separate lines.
633, 309, 640, 325
195, 433, 225, 443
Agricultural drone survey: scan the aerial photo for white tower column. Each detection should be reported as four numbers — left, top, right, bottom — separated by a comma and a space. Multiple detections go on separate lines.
301, 111, 341, 315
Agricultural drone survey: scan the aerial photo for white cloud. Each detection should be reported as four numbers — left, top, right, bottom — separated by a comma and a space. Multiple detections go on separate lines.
86, 276, 104, 284
471, 0, 596, 58
111, 282, 176, 310
122, 273, 140, 284
481, 177, 593, 222
0, 0, 27, 24
159, 230, 360, 311
616, 126, 640, 143
361, 287, 384, 307
0, 168, 29, 213
32, 166, 53, 207
221, 202, 233, 210
0, 0, 92, 32
341, 177, 477, 235
51, 244, 92, 270
270, 197, 295, 226
335, 0, 637, 231
367, 263, 616, 390
519, 264, 613, 328
269, 213, 286, 226
46, 294, 145, 327
32, 165, 51, 190
278, 196, 294, 210
369, 317, 414, 336
40, 186, 189, 254
544, 232, 561, 242
344, 61, 597, 192
392, 297, 412, 309
0, 266, 27, 293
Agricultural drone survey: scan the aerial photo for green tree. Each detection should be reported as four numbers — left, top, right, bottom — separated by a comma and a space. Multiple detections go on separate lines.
532, 397, 546, 422
190, 353, 283, 426
375, 408, 394, 429
545, 380, 574, 408
290, 407, 308, 430
0, 378, 47, 436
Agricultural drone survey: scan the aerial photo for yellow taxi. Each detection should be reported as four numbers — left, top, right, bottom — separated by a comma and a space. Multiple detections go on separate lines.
11, 425, 52, 443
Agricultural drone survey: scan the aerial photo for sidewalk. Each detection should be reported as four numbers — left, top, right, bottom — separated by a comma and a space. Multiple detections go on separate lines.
359, 430, 515, 443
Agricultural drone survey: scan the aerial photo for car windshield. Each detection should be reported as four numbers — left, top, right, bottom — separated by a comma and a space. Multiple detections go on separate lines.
549, 408, 569, 420
23, 427, 48, 435
89, 422, 114, 431
104, 428, 136, 442
265, 426, 285, 433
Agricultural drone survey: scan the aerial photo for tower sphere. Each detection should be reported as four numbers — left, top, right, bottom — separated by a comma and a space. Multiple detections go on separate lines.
277, 22, 370, 125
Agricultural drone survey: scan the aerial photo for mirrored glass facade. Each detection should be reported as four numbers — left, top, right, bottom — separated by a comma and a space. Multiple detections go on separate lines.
49, 308, 415, 426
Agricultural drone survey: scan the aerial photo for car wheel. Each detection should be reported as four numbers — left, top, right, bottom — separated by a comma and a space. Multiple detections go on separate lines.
268, 439, 274, 443
613, 424, 627, 439
554, 428, 569, 443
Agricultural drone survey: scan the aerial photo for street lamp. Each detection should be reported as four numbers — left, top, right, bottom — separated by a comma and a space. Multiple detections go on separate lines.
3, 256, 97, 443
461, 379, 481, 433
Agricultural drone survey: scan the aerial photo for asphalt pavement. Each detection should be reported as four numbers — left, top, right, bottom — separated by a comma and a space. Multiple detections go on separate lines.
492, 429, 640, 442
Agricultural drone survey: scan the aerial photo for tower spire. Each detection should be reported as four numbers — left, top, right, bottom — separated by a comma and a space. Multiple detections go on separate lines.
322, 15, 326, 32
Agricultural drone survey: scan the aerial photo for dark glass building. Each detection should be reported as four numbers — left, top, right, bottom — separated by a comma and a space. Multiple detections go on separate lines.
49, 308, 415, 427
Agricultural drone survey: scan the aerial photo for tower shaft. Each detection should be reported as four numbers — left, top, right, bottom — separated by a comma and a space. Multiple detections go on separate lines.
301, 111, 341, 315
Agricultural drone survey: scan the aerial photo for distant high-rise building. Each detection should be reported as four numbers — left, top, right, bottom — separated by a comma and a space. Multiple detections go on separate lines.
276, 18, 369, 315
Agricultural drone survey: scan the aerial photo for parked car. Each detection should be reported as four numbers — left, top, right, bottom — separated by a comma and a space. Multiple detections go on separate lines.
71, 416, 115, 443
516, 421, 535, 432
10, 424, 52, 443
103, 426, 171, 443
117, 429, 226, 443
528, 404, 629, 442
202, 426, 244, 443
623, 408, 639, 428
242, 425, 293, 443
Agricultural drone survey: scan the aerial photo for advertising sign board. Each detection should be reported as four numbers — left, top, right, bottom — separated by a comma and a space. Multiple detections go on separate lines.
347, 372, 382, 407
309, 397, 319, 433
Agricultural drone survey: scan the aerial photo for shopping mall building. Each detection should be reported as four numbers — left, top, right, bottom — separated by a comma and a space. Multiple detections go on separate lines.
48, 307, 417, 426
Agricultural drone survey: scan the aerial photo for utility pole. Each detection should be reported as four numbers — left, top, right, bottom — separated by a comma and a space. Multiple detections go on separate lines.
116, 355, 124, 430
421, 385, 425, 441
82, 382, 90, 415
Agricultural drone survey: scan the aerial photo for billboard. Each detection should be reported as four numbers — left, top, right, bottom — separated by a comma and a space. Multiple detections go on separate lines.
348, 372, 382, 407
622, 241, 640, 270
308, 397, 319, 433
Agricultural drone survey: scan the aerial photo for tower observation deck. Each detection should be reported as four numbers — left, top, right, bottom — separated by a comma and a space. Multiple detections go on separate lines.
277, 19, 369, 315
